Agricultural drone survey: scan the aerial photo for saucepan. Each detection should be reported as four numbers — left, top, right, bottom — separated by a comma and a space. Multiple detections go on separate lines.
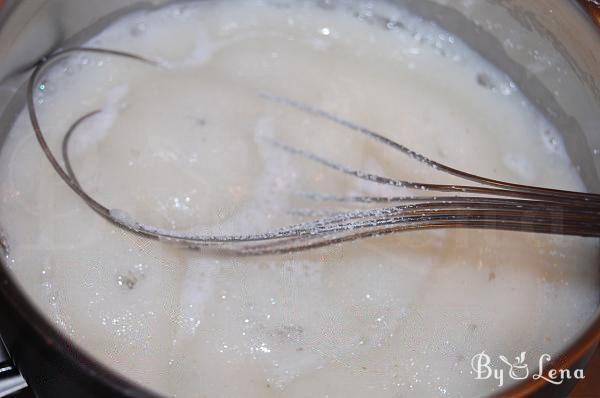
0, 0, 598, 396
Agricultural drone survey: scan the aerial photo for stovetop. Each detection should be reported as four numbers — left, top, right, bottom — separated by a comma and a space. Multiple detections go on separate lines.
0, 341, 26, 398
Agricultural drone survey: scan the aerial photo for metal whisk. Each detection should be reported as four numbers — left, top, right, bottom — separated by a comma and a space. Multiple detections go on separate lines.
27, 47, 600, 255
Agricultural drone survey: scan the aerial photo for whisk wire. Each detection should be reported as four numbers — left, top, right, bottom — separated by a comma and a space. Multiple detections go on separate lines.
27, 47, 600, 256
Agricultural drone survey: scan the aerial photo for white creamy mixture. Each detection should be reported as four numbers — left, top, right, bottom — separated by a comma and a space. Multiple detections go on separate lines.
0, 1, 598, 397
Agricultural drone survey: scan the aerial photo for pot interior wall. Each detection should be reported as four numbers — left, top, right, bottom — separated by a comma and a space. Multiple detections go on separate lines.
0, 1, 598, 397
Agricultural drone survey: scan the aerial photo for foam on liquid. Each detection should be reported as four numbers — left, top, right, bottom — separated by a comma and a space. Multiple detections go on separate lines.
0, 1, 598, 396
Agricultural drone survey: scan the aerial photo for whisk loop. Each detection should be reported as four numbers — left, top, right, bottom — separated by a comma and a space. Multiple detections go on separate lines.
27, 47, 600, 255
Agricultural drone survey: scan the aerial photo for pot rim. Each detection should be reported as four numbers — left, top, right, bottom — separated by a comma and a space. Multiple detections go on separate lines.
0, 257, 161, 398
1, 250, 599, 397
0, 0, 599, 396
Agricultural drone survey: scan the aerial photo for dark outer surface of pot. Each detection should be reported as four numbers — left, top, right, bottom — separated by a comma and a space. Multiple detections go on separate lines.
0, 1, 599, 397
531, 347, 597, 397
569, 349, 600, 397
1, 257, 598, 398
0, 263, 159, 398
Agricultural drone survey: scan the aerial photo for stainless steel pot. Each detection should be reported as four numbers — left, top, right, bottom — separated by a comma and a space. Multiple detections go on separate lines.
0, 1, 598, 397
